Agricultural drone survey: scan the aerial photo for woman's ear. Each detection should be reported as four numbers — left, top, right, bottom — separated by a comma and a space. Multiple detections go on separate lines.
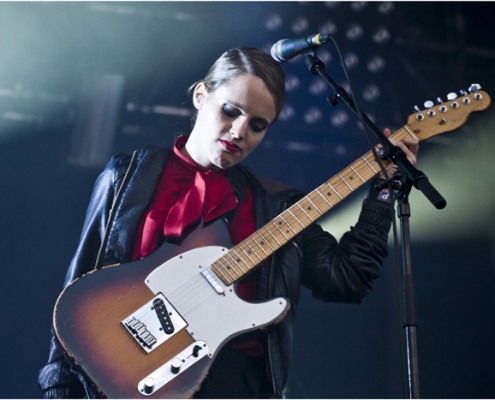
193, 82, 207, 110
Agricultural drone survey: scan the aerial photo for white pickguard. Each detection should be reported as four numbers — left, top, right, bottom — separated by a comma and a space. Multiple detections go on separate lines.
145, 246, 289, 356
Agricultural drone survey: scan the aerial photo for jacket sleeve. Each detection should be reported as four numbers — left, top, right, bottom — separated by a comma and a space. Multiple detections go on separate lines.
300, 179, 395, 303
38, 154, 130, 398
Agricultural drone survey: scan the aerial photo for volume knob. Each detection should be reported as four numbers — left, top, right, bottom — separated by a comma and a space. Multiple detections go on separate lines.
143, 377, 155, 394
170, 357, 182, 374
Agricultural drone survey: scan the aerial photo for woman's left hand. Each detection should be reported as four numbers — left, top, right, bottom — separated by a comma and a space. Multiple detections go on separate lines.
378, 128, 419, 179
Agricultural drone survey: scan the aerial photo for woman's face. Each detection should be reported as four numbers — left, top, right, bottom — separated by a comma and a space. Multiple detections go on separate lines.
185, 74, 277, 170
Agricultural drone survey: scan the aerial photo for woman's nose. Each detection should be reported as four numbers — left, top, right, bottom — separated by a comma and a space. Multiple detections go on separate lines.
230, 117, 249, 139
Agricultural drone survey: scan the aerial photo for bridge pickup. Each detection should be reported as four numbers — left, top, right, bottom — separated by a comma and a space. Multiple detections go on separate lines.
122, 293, 187, 353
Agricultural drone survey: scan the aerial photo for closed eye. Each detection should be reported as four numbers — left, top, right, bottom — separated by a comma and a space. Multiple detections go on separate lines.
250, 118, 269, 133
222, 104, 241, 118
223, 103, 270, 133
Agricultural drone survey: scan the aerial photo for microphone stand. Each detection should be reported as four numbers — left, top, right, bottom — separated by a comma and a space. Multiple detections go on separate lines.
395, 177, 421, 399
304, 53, 447, 399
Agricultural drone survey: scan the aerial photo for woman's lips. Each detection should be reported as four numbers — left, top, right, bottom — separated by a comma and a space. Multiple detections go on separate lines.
220, 140, 241, 153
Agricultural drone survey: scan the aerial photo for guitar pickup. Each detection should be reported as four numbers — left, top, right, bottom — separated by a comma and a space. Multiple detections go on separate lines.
152, 297, 175, 334
122, 293, 187, 353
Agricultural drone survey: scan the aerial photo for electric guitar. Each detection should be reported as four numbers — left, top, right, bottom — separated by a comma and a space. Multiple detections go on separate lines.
54, 86, 491, 398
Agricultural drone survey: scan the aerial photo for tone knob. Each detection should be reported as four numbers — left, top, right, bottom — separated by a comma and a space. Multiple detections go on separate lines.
143, 377, 155, 394
170, 357, 182, 374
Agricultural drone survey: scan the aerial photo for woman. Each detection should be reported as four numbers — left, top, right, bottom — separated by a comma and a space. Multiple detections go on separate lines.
38, 47, 418, 398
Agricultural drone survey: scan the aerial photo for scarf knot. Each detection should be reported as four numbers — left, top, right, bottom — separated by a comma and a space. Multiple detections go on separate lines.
163, 167, 238, 238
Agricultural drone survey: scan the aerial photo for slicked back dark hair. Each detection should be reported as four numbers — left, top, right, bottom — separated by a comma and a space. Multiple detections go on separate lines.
189, 47, 286, 121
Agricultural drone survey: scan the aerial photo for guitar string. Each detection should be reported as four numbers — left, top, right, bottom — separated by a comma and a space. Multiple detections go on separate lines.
131, 272, 216, 329
126, 128, 411, 335
137, 112, 463, 330
127, 111, 476, 332
206, 153, 379, 287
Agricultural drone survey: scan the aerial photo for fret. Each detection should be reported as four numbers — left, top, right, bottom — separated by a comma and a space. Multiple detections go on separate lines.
296, 203, 314, 222
217, 257, 239, 280
258, 229, 276, 251
306, 195, 324, 215
315, 188, 333, 207
338, 173, 354, 192
243, 240, 263, 261
363, 159, 379, 179
350, 165, 365, 182
279, 214, 298, 236
211, 262, 231, 284
326, 182, 343, 200
271, 220, 289, 241
226, 255, 243, 278
236, 243, 256, 265
361, 155, 378, 174
287, 209, 305, 229
264, 224, 283, 247
227, 248, 249, 272
250, 235, 269, 257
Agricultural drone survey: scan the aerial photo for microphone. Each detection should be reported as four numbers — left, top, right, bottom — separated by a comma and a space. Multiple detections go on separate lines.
271, 33, 331, 62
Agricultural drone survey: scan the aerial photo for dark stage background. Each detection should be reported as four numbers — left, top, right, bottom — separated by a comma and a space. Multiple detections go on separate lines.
1, 2, 494, 398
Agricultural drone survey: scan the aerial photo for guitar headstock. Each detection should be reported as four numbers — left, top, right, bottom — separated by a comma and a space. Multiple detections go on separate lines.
406, 85, 491, 142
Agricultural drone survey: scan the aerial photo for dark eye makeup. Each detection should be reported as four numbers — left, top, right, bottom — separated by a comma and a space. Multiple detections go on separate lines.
222, 103, 269, 133
249, 118, 268, 133
222, 104, 240, 118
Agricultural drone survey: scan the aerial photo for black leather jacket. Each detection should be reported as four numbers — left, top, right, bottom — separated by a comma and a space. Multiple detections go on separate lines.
38, 146, 394, 398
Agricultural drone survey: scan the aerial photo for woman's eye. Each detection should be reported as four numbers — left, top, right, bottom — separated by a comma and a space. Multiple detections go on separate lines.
222, 104, 240, 118
222, 103, 268, 133
250, 117, 269, 133
250, 122, 267, 133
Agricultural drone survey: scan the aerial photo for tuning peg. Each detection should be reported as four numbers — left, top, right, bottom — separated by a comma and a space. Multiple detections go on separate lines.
459, 89, 468, 96
413, 105, 425, 120
468, 83, 482, 93
424, 100, 434, 108
447, 92, 458, 100
436, 97, 444, 104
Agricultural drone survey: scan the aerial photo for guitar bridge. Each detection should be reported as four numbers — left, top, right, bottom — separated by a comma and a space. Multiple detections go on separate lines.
122, 293, 187, 353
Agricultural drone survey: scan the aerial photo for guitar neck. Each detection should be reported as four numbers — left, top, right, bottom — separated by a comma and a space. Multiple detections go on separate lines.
210, 87, 491, 285
211, 127, 415, 285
